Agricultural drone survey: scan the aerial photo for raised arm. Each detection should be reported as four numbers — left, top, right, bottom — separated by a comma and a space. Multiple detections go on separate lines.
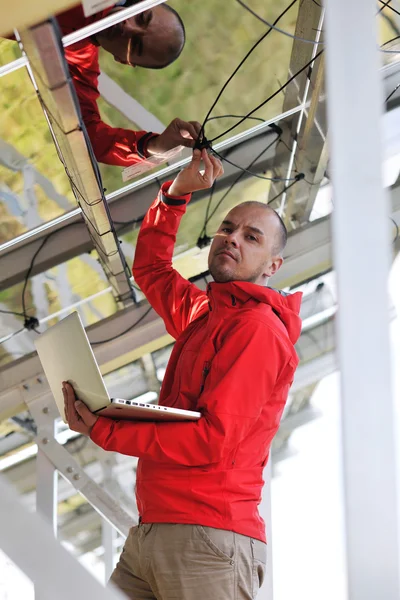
88, 319, 296, 466
132, 150, 224, 339
64, 43, 203, 167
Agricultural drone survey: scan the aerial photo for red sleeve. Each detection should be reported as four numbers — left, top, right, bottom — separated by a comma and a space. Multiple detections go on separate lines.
90, 319, 294, 466
132, 181, 209, 340
64, 43, 156, 167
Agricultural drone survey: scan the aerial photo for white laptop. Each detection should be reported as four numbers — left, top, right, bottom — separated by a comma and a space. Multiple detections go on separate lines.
34, 311, 201, 423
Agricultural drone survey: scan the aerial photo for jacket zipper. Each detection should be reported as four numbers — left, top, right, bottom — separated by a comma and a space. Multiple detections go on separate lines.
200, 361, 211, 394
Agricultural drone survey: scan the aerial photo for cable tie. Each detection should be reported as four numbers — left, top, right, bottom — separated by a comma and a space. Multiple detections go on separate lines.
295, 173, 305, 181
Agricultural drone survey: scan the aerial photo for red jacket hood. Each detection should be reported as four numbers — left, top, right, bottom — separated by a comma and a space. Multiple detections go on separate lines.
207, 281, 303, 345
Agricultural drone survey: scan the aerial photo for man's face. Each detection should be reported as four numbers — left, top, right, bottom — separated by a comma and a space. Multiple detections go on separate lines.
96, 5, 181, 68
208, 204, 283, 285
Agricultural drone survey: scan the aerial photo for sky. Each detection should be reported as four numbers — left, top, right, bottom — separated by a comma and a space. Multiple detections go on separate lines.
0, 255, 399, 600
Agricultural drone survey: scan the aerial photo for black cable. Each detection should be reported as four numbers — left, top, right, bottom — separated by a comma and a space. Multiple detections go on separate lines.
200, 180, 216, 241
91, 306, 153, 345
378, 0, 400, 17
21, 223, 79, 323
0, 309, 26, 318
0, 328, 25, 345
267, 176, 303, 206
113, 215, 144, 226
378, 0, 392, 13
209, 49, 324, 143
391, 217, 399, 243
234, 0, 324, 45
386, 82, 400, 103
207, 114, 265, 124
382, 34, 400, 47
198, 0, 299, 142
210, 147, 299, 182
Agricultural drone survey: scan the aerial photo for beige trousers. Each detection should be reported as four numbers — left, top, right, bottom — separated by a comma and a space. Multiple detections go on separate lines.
110, 523, 267, 600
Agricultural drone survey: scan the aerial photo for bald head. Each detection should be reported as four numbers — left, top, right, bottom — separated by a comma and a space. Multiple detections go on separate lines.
235, 201, 287, 255
96, 4, 185, 69
208, 201, 286, 285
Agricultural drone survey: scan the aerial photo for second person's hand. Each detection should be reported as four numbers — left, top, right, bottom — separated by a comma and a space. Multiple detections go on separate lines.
147, 118, 202, 155
168, 149, 224, 196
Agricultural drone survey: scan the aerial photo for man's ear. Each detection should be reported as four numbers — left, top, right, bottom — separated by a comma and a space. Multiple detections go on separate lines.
265, 257, 283, 278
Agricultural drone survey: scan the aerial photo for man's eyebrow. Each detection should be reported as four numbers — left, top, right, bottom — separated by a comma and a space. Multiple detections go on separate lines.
222, 220, 265, 237
247, 225, 265, 237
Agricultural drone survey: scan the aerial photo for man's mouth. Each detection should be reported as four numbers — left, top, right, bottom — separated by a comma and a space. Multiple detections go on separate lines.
217, 250, 237, 261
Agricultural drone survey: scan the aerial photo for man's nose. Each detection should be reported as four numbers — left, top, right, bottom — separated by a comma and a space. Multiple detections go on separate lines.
225, 234, 238, 248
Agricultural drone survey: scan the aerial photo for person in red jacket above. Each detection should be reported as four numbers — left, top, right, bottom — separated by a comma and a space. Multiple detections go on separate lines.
57, 1, 201, 166
63, 149, 302, 600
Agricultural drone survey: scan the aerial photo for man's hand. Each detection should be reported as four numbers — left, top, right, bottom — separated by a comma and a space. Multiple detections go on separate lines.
168, 149, 224, 196
147, 118, 202, 155
63, 382, 98, 437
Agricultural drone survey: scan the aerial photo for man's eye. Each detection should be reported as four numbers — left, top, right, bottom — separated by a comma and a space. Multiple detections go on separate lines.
222, 228, 232, 233
247, 235, 257, 242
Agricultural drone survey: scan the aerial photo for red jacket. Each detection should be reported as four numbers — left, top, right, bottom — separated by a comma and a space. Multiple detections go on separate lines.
57, 5, 154, 166
90, 182, 302, 542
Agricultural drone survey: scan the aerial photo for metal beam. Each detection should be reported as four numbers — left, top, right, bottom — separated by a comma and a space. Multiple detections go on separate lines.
98, 72, 165, 134
325, 0, 400, 597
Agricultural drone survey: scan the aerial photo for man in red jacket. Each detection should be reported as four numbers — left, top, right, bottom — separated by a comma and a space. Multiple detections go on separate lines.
64, 149, 302, 599
57, 2, 200, 166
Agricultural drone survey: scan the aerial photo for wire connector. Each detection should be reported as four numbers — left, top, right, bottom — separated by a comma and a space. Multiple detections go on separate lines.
24, 316, 40, 331
295, 173, 305, 181
194, 135, 212, 151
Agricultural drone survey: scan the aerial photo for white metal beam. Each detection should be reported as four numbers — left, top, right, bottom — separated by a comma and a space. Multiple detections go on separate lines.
0, 476, 125, 600
98, 73, 165, 134
325, 0, 400, 598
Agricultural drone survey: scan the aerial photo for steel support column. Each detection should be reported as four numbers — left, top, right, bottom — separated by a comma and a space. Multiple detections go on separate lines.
325, 0, 400, 598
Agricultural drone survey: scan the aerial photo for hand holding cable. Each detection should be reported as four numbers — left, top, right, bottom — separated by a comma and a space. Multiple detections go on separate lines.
168, 149, 224, 197
147, 118, 203, 155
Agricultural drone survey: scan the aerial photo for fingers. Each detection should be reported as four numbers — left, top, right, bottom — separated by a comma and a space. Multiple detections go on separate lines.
62, 381, 78, 427
209, 153, 224, 179
201, 149, 214, 184
201, 150, 224, 184
174, 119, 200, 144
181, 138, 197, 148
75, 401, 97, 428
190, 148, 202, 169
189, 121, 202, 139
